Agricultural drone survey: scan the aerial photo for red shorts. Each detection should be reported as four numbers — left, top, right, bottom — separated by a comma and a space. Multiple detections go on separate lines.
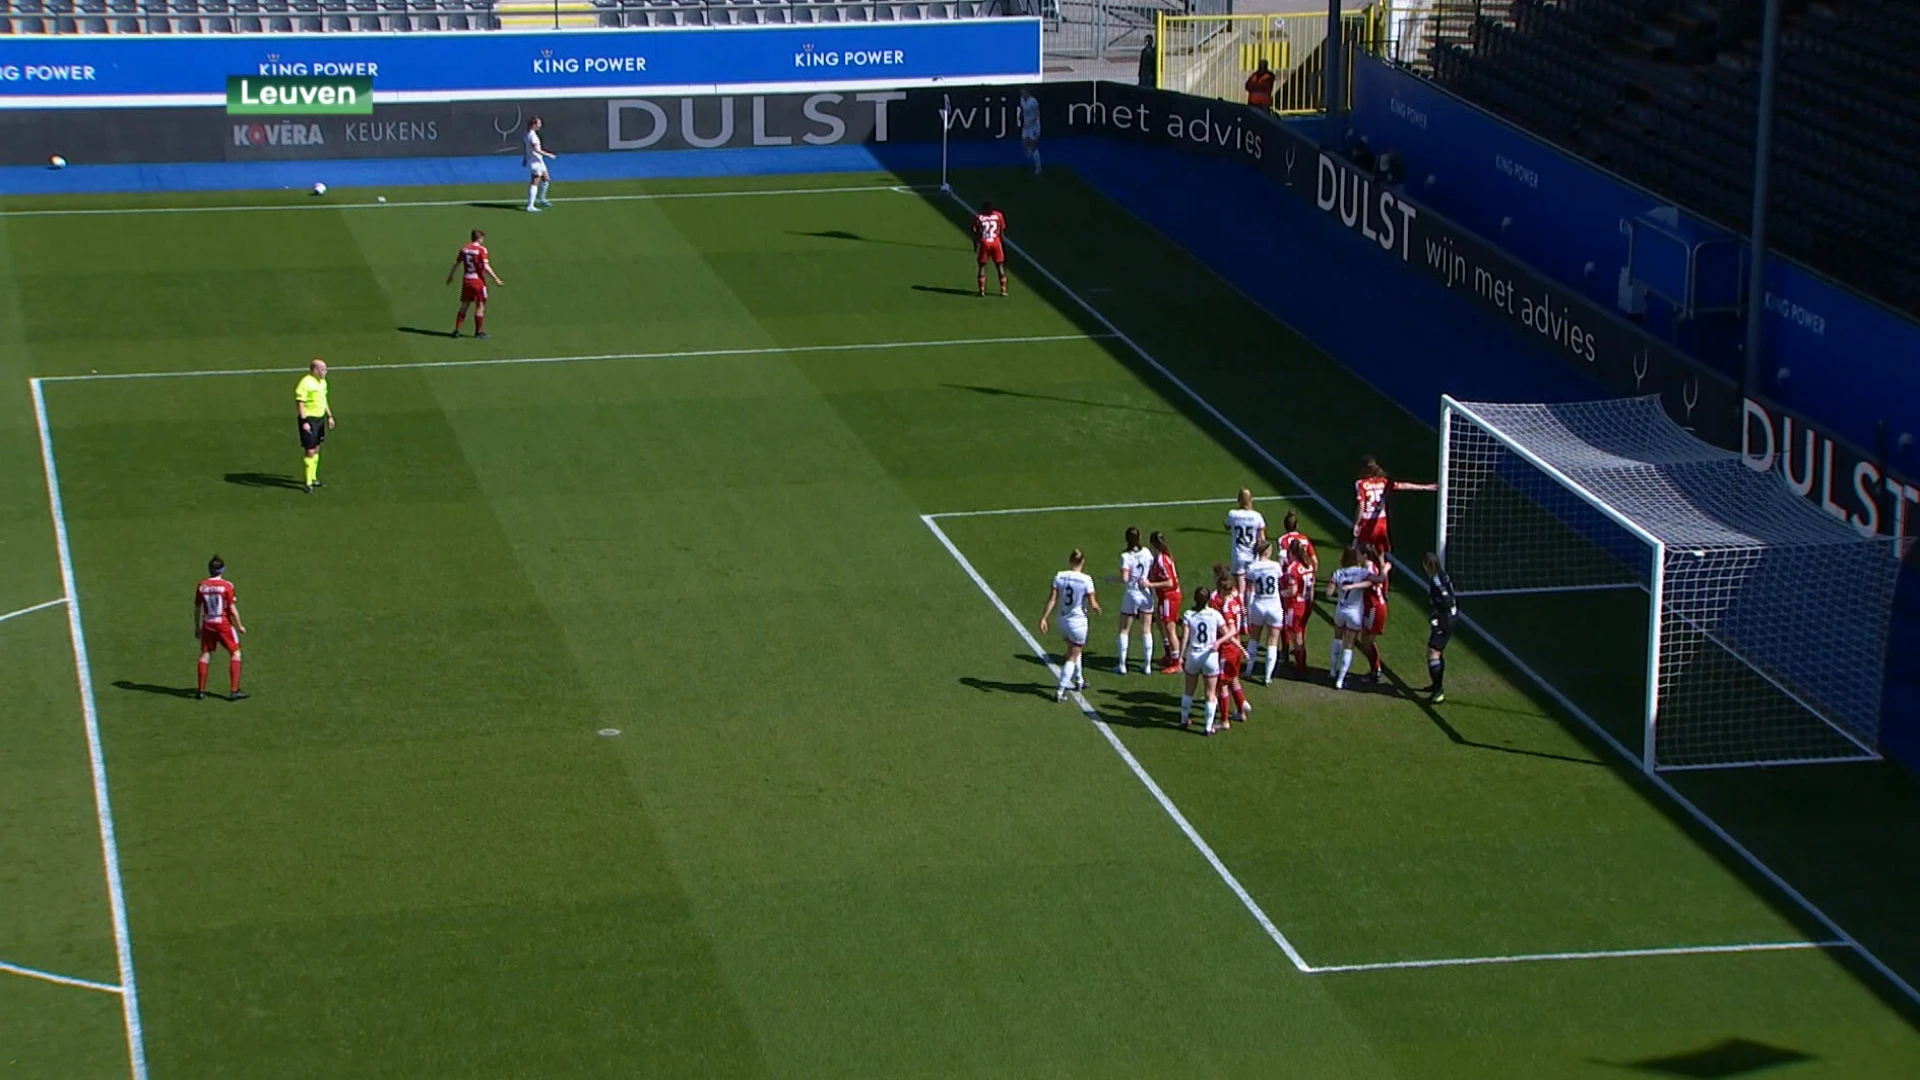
1219, 641, 1243, 680
1363, 597, 1388, 635
1354, 517, 1390, 554
460, 278, 488, 304
1285, 601, 1310, 633
976, 241, 1004, 265
1157, 593, 1181, 624
199, 622, 239, 654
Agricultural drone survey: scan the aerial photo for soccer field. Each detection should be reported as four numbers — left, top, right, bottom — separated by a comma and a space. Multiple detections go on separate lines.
2, 168, 1918, 1078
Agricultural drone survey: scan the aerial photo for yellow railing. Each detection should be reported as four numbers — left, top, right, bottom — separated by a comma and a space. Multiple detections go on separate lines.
1156, 5, 1389, 114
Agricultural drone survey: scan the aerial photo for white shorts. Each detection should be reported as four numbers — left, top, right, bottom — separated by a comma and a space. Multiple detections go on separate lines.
1248, 600, 1284, 628
1058, 616, 1088, 648
1022, 125, 1040, 143
1230, 551, 1255, 576
528, 161, 548, 179
1183, 651, 1220, 677
1334, 605, 1365, 632
1120, 589, 1155, 617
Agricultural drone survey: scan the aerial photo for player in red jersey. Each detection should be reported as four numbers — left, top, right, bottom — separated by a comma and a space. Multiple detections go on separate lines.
1274, 510, 1317, 578
447, 229, 506, 339
1281, 539, 1314, 677
1210, 566, 1250, 725
1356, 545, 1392, 683
194, 555, 248, 702
973, 201, 1008, 297
1144, 530, 1183, 674
1354, 455, 1436, 554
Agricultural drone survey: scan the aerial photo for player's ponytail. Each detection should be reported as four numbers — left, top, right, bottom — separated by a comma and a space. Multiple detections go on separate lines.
1237, 487, 1253, 509
1341, 546, 1361, 568
1149, 530, 1170, 556
1068, 548, 1085, 568
1191, 586, 1211, 610
208, 555, 225, 576
1124, 526, 1141, 552
1282, 510, 1299, 533
1360, 455, 1385, 479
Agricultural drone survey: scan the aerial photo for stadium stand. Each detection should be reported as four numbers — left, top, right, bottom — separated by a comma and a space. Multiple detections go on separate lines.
0, 0, 1017, 31
1413, 0, 1920, 318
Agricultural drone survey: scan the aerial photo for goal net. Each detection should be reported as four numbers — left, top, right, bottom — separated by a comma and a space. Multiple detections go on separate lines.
1439, 395, 1898, 771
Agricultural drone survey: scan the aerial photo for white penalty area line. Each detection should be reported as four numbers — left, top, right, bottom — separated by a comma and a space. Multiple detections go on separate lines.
1307, 939, 1848, 976
0, 597, 67, 625
0, 958, 122, 996
928, 493, 1311, 520
31, 378, 149, 1079
0, 182, 938, 220
939, 183, 1920, 1007
921, 513, 1315, 973
40, 333, 1118, 384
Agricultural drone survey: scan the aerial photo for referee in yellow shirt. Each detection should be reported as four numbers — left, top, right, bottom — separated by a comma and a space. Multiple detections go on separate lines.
295, 358, 334, 494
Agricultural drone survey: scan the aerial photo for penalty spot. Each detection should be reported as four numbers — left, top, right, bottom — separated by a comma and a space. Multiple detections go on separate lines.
597, 728, 621, 737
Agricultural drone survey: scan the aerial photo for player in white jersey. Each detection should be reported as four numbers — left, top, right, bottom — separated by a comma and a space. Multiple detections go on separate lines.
1038, 548, 1101, 702
1019, 88, 1042, 175
1176, 586, 1227, 734
522, 116, 557, 213
1326, 546, 1380, 691
1242, 539, 1286, 684
1224, 487, 1267, 599
1111, 526, 1158, 674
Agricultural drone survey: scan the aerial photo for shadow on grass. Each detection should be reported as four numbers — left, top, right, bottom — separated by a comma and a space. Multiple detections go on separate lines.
958, 676, 1054, 701
112, 680, 199, 700
912, 285, 982, 297
224, 472, 305, 491
465, 201, 529, 212
396, 325, 454, 338
1601, 1035, 1815, 1077
794, 229, 953, 251
944, 383, 1175, 417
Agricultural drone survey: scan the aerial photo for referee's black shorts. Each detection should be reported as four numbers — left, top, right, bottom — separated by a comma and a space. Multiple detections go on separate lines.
1427, 621, 1453, 652
298, 414, 328, 451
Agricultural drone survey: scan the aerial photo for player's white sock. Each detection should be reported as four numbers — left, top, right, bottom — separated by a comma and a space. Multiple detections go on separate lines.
537, 179, 551, 204
1142, 635, 1154, 672
1329, 638, 1343, 676
1179, 694, 1193, 723
1032, 149, 1042, 174
1069, 656, 1083, 687
1264, 644, 1279, 681
1116, 633, 1129, 672
1338, 647, 1354, 686
526, 182, 538, 210
1204, 697, 1218, 733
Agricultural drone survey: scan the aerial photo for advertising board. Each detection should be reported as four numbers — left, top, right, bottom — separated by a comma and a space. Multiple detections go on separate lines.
0, 19, 1041, 107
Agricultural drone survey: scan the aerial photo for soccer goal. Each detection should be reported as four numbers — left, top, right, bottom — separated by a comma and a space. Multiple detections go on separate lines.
1438, 395, 1899, 772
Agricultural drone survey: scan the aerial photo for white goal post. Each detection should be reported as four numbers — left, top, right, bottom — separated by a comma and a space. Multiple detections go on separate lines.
1438, 395, 1900, 772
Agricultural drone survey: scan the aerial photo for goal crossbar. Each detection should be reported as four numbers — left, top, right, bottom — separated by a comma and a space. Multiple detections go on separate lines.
1439, 395, 1898, 772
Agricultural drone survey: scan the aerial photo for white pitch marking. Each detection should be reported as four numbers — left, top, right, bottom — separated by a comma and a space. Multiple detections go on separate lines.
41, 333, 1118, 384
31, 379, 149, 1080
921, 514, 1314, 973
0, 182, 939, 220
1307, 939, 1847, 975
942, 186, 1920, 1008
0, 596, 67, 625
929, 494, 1310, 520
0, 958, 123, 995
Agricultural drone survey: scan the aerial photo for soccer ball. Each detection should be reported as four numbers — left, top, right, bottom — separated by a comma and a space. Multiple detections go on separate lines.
311, 182, 327, 196
48, 155, 66, 169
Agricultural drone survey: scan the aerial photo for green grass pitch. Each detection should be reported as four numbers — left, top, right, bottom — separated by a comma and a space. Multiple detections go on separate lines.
1, 169, 1918, 1078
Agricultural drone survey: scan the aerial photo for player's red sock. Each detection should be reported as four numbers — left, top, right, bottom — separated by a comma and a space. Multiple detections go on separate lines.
474, 313, 484, 334
196, 659, 208, 693
228, 657, 242, 695
454, 310, 466, 333
1233, 685, 1248, 711
976, 269, 986, 294
1362, 642, 1380, 673
1293, 647, 1307, 675
999, 274, 1008, 296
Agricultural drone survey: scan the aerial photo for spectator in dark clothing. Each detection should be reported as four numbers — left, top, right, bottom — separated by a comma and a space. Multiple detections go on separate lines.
1139, 35, 1157, 88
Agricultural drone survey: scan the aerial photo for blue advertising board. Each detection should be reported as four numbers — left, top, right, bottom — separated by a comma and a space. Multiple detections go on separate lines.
0, 19, 1041, 106
1346, 55, 1920, 471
